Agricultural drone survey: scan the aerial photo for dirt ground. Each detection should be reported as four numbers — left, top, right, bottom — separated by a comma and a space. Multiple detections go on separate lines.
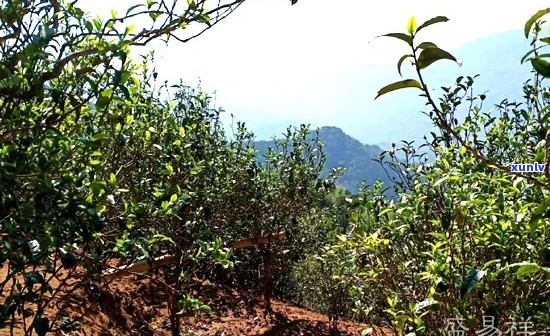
0, 265, 393, 336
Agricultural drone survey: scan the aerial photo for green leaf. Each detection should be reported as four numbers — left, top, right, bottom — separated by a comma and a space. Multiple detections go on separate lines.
417, 42, 438, 50
120, 85, 131, 99
162, 164, 174, 175
126, 4, 144, 16
149, 12, 161, 21
460, 268, 485, 298
91, 133, 110, 142
482, 259, 501, 270
380, 33, 413, 46
417, 47, 458, 70
39, 236, 54, 251
198, 304, 211, 313
34, 317, 49, 336
531, 197, 550, 218
416, 16, 449, 34
95, 95, 110, 109
407, 16, 417, 35
516, 264, 541, 279
60, 251, 78, 269
93, 18, 102, 31
90, 180, 106, 195
109, 173, 117, 185
126, 114, 134, 124
397, 54, 413, 76
521, 48, 538, 64
497, 261, 540, 276
85, 20, 93, 32
24, 272, 44, 288
525, 8, 550, 38
375, 79, 422, 99
531, 56, 550, 77
433, 175, 449, 187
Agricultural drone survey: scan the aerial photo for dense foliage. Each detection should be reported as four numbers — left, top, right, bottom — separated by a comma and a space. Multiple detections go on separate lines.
0, 0, 329, 335
309, 13, 550, 335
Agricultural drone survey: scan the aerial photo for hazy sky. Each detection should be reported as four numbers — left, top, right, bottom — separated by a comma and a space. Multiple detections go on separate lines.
81, 0, 547, 145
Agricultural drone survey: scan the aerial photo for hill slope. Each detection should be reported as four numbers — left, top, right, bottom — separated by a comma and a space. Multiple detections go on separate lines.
1, 264, 386, 336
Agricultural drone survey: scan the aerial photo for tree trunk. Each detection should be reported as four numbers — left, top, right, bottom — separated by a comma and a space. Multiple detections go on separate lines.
263, 246, 273, 314
168, 252, 183, 336
168, 292, 180, 336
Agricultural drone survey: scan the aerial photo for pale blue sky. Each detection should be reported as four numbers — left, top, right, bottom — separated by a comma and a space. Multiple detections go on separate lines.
82, 0, 547, 145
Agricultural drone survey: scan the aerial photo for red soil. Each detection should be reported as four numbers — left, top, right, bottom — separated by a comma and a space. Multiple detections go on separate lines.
0, 265, 393, 336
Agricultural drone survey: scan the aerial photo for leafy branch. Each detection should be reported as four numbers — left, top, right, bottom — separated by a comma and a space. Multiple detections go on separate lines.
376, 14, 550, 189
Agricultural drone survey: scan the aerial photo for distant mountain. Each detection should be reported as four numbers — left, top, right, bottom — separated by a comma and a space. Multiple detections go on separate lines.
255, 126, 392, 193
252, 32, 534, 191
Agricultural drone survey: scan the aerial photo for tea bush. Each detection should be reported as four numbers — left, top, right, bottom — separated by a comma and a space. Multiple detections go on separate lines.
0, 0, 321, 334
316, 12, 550, 335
